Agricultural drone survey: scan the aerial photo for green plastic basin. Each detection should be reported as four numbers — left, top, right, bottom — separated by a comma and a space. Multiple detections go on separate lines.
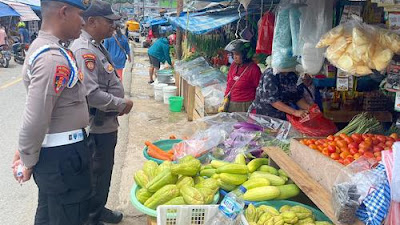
130, 183, 220, 217
142, 139, 208, 164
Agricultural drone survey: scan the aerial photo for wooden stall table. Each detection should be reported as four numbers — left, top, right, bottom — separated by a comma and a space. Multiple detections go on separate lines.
263, 146, 364, 225
324, 110, 392, 123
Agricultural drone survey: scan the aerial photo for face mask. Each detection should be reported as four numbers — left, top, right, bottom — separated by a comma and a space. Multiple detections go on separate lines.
228, 54, 234, 64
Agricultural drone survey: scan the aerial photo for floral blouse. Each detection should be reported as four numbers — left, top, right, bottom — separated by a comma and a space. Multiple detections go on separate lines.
248, 68, 302, 120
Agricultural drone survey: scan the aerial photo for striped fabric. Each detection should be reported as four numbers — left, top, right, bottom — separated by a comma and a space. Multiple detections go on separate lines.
356, 164, 391, 225
382, 150, 400, 225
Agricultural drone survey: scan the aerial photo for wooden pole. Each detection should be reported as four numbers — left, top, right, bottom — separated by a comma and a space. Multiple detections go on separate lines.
175, 0, 183, 60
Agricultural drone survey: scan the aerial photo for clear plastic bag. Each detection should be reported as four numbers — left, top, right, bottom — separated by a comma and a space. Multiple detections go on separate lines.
392, 143, 400, 202
317, 18, 400, 76
201, 83, 226, 114
298, 0, 333, 74
332, 157, 386, 224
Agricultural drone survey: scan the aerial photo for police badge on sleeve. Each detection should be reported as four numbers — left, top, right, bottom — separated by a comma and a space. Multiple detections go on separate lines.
54, 65, 70, 94
82, 54, 96, 72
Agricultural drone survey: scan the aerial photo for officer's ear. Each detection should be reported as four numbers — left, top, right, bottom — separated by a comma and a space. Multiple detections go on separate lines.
86, 17, 97, 27
58, 5, 69, 21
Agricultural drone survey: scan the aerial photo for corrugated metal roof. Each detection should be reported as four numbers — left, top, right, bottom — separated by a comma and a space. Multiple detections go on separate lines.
0, 0, 40, 21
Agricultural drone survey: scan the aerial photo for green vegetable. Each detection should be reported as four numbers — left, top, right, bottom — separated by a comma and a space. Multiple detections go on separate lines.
336, 112, 383, 135
146, 169, 178, 192
216, 164, 248, 174
245, 204, 257, 222
219, 173, 248, 185
243, 186, 281, 201
275, 184, 301, 200
258, 165, 279, 175
234, 154, 246, 165
247, 158, 269, 172
250, 172, 286, 186
144, 185, 179, 209
242, 178, 271, 190
163, 196, 186, 205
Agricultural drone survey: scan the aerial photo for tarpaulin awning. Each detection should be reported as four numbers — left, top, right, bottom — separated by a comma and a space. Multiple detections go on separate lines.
0, 2, 20, 17
0, 0, 40, 21
168, 13, 243, 34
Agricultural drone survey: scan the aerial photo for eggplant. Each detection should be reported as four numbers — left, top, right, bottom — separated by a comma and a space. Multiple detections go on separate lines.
233, 122, 264, 131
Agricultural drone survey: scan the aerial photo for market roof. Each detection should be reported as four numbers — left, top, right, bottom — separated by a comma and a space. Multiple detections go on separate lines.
0, 0, 40, 21
0, 2, 21, 17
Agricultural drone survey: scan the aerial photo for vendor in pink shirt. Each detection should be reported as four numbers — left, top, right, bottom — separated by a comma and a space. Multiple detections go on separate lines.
0, 24, 7, 46
224, 39, 261, 112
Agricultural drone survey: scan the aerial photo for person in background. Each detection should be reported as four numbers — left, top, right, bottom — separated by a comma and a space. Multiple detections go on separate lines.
18, 22, 30, 44
224, 39, 261, 112
0, 24, 7, 46
297, 73, 323, 111
248, 68, 311, 120
147, 31, 173, 84
104, 23, 131, 81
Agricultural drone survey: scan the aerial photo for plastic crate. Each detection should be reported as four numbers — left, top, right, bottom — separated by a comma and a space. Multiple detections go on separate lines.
157, 205, 219, 225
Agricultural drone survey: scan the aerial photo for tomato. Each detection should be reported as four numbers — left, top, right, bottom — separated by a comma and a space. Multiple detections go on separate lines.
344, 137, 354, 144
376, 135, 387, 143
309, 139, 316, 144
372, 137, 380, 145
349, 148, 358, 155
339, 133, 349, 140
390, 133, 399, 139
374, 152, 382, 158
359, 141, 371, 149
387, 137, 396, 142
336, 140, 347, 149
358, 148, 367, 155
353, 153, 361, 160
351, 134, 363, 143
317, 145, 324, 152
386, 141, 394, 148
315, 140, 323, 146
330, 153, 340, 160
376, 156, 382, 161
334, 136, 342, 142
364, 152, 374, 158
327, 135, 335, 141
344, 157, 354, 165
322, 149, 330, 156
340, 151, 350, 159
299, 140, 306, 145
348, 142, 359, 149
373, 146, 384, 153
328, 145, 337, 154
362, 134, 370, 140
338, 159, 345, 165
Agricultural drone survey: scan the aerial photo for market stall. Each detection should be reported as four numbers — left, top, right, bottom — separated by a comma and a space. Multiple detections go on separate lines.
131, 0, 400, 224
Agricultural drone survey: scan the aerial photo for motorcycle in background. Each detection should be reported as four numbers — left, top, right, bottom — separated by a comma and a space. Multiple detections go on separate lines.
11, 36, 29, 65
0, 45, 11, 68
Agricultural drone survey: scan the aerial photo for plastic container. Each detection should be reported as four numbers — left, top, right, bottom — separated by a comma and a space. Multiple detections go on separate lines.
157, 69, 174, 83
157, 205, 219, 225
169, 96, 184, 112
142, 139, 210, 164
239, 200, 332, 225
154, 83, 168, 101
130, 184, 220, 218
163, 86, 177, 104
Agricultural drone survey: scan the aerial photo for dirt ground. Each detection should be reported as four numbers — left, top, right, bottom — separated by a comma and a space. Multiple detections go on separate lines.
105, 45, 192, 224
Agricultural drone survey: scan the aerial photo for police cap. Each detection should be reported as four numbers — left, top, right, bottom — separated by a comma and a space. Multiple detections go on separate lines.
41, 0, 92, 10
83, 0, 121, 20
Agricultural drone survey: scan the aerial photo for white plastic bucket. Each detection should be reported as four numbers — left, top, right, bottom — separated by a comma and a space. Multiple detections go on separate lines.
154, 84, 168, 101
163, 86, 177, 104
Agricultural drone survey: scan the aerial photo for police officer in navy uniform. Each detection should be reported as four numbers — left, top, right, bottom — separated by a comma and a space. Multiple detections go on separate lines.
11, 0, 92, 224
71, 1, 133, 224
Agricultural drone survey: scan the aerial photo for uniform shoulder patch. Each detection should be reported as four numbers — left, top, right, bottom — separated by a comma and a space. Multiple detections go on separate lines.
82, 54, 96, 72
54, 65, 70, 94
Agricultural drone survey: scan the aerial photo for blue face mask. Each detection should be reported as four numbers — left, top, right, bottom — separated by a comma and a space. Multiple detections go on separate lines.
228, 54, 234, 64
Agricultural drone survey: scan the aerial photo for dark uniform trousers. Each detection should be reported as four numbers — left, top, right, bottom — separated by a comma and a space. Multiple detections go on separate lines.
33, 137, 92, 225
87, 131, 118, 223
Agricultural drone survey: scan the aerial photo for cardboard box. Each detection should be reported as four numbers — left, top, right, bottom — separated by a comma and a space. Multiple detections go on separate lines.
290, 139, 344, 193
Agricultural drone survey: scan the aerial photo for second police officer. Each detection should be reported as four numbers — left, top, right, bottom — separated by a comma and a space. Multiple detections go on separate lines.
70, 1, 133, 225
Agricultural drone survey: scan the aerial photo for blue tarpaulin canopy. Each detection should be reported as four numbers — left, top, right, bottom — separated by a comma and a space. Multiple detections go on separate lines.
0, 2, 20, 17
168, 12, 244, 34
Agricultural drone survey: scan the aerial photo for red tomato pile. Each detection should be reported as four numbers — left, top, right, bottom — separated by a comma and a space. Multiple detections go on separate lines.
300, 133, 398, 165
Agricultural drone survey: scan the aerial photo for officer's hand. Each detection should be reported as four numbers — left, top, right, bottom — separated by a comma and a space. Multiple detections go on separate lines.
12, 150, 20, 164
120, 99, 133, 115
20, 167, 33, 183
11, 159, 21, 181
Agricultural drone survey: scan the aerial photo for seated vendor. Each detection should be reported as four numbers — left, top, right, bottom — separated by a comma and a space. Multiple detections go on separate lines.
224, 40, 261, 112
297, 73, 323, 111
248, 68, 311, 120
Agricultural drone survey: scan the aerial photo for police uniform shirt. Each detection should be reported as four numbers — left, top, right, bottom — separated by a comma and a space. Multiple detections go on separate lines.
18, 31, 89, 167
70, 30, 125, 134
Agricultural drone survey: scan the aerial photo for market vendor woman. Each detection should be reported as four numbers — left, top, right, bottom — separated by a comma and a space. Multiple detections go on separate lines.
224, 40, 261, 112
248, 68, 311, 120
147, 31, 174, 84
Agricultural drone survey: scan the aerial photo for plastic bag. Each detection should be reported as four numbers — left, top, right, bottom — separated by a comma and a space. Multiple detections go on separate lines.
317, 18, 400, 76
290, 7, 301, 57
201, 83, 226, 114
298, 0, 333, 74
392, 143, 400, 202
286, 105, 337, 137
271, 6, 297, 72
382, 150, 400, 225
256, 12, 275, 55
332, 157, 386, 224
